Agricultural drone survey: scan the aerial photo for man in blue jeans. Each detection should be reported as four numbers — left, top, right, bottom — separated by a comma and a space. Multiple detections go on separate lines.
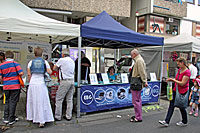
0, 51, 24, 125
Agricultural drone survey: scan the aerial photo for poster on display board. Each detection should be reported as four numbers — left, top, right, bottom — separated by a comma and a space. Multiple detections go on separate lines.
80, 82, 160, 113
69, 48, 86, 61
179, 53, 188, 59
0, 40, 52, 75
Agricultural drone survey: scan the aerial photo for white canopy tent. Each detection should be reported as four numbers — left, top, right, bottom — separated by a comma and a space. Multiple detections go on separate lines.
0, 0, 82, 117
0, 0, 80, 43
164, 33, 200, 53
139, 33, 200, 79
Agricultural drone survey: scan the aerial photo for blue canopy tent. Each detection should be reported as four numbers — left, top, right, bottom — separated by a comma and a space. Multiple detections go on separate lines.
81, 11, 164, 48
76, 11, 164, 117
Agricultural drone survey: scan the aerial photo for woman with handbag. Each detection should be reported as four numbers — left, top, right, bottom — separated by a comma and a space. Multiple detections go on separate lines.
26, 47, 54, 128
159, 57, 191, 127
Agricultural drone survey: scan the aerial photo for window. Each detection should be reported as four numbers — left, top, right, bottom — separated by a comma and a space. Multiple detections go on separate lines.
185, 0, 194, 4
150, 15, 164, 34
196, 24, 200, 38
165, 19, 180, 35
199, 0, 200, 5
137, 16, 146, 33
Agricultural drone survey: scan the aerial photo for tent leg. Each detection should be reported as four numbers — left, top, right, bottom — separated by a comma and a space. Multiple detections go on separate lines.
77, 37, 82, 118
114, 49, 117, 68
159, 46, 164, 105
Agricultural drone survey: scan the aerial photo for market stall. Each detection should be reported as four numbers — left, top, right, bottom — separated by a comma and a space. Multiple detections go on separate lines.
0, 0, 80, 74
0, 0, 80, 105
76, 11, 164, 115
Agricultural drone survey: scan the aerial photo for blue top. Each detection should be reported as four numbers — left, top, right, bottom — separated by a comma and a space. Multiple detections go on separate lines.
30, 57, 45, 74
108, 73, 118, 80
81, 11, 164, 48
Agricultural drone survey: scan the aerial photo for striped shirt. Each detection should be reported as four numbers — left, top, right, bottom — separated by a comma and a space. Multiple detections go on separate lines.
0, 59, 23, 90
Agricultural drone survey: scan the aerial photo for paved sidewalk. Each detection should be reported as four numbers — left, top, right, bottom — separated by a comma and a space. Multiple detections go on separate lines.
0, 94, 169, 132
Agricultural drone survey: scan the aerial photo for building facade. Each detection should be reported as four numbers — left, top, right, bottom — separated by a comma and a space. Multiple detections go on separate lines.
122, 0, 200, 39
20, 0, 131, 23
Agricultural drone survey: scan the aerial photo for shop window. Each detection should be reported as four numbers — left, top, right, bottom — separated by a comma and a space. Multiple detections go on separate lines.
150, 15, 164, 34
185, 0, 194, 4
196, 24, 200, 38
165, 18, 179, 35
137, 16, 146, 33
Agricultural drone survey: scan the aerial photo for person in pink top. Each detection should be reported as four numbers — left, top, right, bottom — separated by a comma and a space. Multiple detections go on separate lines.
159, 57, 191, 127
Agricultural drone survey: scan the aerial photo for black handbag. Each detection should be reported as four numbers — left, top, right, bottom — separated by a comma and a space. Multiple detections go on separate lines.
130, 77, 143, 91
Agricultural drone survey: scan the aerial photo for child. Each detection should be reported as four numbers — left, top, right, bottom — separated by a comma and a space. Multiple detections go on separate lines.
189, 78, 200, 117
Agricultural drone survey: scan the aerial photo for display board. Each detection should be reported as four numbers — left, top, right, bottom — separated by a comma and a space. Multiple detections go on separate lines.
0, 40, 52, 75
80, 81, 160, 113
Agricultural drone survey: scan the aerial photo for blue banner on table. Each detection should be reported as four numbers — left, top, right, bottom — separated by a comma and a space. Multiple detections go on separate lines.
80, 82, 160, 113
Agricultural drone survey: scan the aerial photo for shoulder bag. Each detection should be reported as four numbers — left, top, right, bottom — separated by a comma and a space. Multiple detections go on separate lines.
130, 77, 143, 91
174, 71, 189, 109
44, 63, 52, 83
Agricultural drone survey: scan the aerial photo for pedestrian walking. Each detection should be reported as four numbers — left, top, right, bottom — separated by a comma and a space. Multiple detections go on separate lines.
159, 57, 191, 127
0, 51, 24, 125
26, 47, 54, 128
188, 78, 200, 117
129, 49, 148, 123
53, 49, 75, 121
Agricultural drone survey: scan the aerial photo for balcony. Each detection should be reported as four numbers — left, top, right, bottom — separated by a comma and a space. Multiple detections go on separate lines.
153, 0, 187, 17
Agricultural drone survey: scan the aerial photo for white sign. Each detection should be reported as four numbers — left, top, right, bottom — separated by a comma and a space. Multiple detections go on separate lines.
179, 53, 188, 60
101, 73, 110, 84
150, 73, 157, 81
89, 74, 98, 85
121, 73, 129, 83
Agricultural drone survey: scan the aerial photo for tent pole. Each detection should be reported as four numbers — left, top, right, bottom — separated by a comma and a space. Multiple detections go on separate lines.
77, 37, 82, 118
190, 51, 193, 63
114, 49, 117, 68
159, 45, 164, 105
118, 48, 120, 60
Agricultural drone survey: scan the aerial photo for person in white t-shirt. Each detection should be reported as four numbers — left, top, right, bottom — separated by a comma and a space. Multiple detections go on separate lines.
53, 49, 75, 121
188, 61, 197, 90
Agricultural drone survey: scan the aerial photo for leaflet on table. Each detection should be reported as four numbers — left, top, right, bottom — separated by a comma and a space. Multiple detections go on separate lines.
101, 73, 110, 84
89, 74, 98, 85
150, 73, 157, 81
120, 73, 129, 83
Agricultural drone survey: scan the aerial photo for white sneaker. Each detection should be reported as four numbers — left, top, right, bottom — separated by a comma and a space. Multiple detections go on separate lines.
15, 116, 19, 121
176, 121, 187, 127
159, 120, 169, 127
3, 120, 9, 124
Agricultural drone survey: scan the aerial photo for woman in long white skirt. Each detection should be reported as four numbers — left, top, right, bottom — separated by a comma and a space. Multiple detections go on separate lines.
26, 47, 54, 128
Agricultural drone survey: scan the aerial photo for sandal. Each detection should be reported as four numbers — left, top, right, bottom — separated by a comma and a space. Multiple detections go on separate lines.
130, 116, 135, 122
133, 119, 142, 123
39, 123, 44, 128
130, 117, 142, 123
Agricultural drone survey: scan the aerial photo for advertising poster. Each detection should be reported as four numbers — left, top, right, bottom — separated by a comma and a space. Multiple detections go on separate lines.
0, 40, 51, 75
80, 82, 160, 113
69, 48, 86, 61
